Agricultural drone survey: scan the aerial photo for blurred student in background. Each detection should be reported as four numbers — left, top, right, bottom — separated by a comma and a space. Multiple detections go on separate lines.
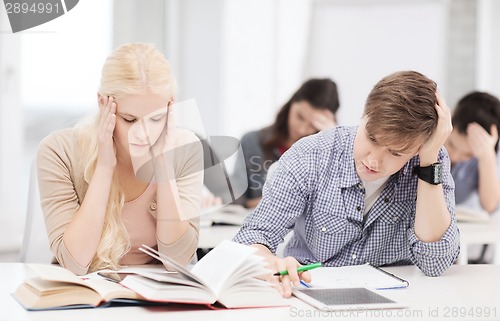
233, 78, 340, 208
445, 91, 500, 263
445, 91, 500, 212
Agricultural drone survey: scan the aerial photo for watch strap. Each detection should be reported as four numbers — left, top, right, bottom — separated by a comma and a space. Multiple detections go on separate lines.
413, 162, 443, 185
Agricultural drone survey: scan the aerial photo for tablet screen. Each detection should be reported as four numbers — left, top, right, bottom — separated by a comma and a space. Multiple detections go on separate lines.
297, 288, 394, 305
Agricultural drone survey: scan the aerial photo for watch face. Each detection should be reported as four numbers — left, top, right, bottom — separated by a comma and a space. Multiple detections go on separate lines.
433, 163, 443, 184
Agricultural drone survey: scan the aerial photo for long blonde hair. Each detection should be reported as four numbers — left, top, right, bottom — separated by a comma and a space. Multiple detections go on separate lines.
76, 43, 177, 271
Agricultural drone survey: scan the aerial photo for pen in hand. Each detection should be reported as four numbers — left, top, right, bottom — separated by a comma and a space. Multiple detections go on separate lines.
273, 262, 322, 276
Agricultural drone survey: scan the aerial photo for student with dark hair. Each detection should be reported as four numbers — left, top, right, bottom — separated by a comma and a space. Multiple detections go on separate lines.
445, 91, 500, 213
234, 71, 459, 297
445, 92, 500, 263
233, 78, 340, 208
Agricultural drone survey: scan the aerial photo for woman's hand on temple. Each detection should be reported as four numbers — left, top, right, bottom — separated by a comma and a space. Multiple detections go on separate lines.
97, 95, 117, 169
311, 110, 337, 131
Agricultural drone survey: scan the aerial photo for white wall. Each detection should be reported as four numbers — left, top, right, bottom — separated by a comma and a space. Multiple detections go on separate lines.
221, 0, 276, 139
221, 0, 313, 141
0, 8, 23, 251
174, 0, 223, 137
492, 0, 500, 96
169, 0, 452, 138
212, 0, 451, 138
20, 0, 112, 112
476, 0, 500, 97
167, 0, 312, 140
0, 0, 112, 254
305, 0, 449, 126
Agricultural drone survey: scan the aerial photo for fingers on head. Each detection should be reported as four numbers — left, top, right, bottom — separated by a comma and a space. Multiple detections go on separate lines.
490, 124, 499, 137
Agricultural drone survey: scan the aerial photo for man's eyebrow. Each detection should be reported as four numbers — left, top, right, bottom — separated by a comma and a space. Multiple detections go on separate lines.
389, 148, 405, 154
389, 146, 413, 154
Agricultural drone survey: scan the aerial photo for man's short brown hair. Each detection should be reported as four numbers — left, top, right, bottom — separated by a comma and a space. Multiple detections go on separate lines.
363, 70, 438, 153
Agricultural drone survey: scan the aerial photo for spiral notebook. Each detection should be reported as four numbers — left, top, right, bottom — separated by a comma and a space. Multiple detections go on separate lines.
307, 263, 409, 290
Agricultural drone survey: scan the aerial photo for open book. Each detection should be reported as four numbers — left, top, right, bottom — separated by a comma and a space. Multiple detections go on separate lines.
120, 241, 286, 308
14, 241, 284, 310
12, 264, 156, 310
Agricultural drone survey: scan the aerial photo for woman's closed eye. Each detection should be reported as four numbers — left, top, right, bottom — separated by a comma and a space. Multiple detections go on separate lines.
149, 115, 166, 122
122, 117, 137, 123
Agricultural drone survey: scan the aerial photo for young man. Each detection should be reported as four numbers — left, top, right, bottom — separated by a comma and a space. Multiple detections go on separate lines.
445, 91, 500, 213
233, 71, 460, 297
445, 92, 500, 264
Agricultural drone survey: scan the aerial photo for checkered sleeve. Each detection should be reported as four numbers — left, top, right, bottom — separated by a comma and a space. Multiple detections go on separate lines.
407, 222, 460, 276
408, 148, 460, 276
233, 141, 313, 252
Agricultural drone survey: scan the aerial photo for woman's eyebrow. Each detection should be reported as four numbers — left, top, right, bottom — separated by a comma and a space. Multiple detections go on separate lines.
117, 109, 167, 118
117, 112, 136, 118
149, 110, 167, 117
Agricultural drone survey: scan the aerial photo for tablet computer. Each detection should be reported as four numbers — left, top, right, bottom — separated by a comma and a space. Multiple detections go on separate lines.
293, 288, 406, 311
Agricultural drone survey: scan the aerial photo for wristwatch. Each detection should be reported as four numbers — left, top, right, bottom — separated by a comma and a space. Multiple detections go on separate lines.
413, 162, 443, 185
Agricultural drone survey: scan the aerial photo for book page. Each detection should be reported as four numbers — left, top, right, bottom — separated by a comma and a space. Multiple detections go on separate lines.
16, 278, 103, 309
309, 264, 408, 289
138, 245, 210, 290
190, 240, 257, 295
122, 270, 204, 288
28, 263, 139, 301
85, 278, 141, 301
219, 255, 270, 290
28, 264, 86, 286
135, 242, 285, 308
120, 275, 215, 304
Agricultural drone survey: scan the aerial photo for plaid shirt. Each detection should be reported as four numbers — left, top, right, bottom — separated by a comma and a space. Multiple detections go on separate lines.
233, 126, 460, 276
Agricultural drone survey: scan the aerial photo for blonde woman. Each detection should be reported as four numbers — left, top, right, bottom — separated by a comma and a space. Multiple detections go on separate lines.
37, 43, 203, 275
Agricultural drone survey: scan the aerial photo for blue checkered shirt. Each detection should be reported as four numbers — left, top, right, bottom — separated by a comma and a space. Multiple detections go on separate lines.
233, 126, 460, 276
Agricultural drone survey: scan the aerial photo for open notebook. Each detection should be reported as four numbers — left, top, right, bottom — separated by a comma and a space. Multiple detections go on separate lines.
307, 263, 409, 290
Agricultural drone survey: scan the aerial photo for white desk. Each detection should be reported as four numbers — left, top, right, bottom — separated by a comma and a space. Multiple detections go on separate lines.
198, 215, 500, 264
2, 263, 500, 321
457, 219, 500, 264
198, 205, 248, 249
